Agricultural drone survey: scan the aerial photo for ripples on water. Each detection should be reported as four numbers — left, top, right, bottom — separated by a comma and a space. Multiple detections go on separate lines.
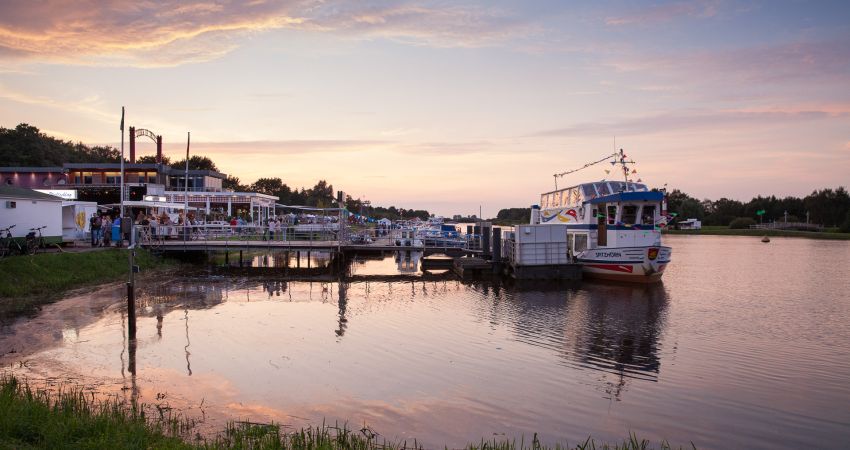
1, 236, 849, 449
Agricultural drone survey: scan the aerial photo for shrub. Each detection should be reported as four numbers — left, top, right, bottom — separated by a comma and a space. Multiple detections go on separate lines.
729, 217, 757, 229
840, 211, 850, 233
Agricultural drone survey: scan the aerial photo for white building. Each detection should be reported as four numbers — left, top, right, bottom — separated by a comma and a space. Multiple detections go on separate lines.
0, 186, 64, 244
678, 218, 702, 230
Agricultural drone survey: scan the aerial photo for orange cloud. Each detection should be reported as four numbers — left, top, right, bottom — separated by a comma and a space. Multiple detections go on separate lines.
0, 1, 534, 67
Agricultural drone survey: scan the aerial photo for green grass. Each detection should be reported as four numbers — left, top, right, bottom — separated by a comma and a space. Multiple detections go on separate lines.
0, 375, 691, 450
0, 249, 176, 316
663, 226, 850, 240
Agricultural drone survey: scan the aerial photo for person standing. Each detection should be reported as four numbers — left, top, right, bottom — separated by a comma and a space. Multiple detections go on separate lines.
89, 213, 102, 247
101, 215, 112, 247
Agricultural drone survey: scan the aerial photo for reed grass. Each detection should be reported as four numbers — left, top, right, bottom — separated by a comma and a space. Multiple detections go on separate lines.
0, 375, 692, 450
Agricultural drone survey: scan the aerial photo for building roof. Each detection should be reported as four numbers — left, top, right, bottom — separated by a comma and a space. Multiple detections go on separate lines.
63, 163, 160, 170
0, 185, 64, 201
0, 166, 64, 173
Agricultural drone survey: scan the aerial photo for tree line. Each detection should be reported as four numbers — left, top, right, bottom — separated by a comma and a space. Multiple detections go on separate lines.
666, 188, 850, 230
0, 123, 431, 217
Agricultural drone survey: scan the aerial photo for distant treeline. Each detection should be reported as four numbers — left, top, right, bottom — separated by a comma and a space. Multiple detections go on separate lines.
0, 123, 120, 166
667, 188, 850, 230
0, 123, 431, 219
495, 188, 850, 232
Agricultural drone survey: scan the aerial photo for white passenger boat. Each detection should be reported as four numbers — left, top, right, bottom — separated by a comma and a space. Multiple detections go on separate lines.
536, 150, 672, 283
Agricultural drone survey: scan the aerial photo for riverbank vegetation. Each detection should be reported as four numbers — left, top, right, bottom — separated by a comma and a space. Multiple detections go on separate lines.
0, 375, 688, 450
0, 248, 174, 316
663, 226, 850, 240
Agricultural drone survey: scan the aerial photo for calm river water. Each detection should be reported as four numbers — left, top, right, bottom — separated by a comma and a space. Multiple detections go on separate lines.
2, 235, 849, 449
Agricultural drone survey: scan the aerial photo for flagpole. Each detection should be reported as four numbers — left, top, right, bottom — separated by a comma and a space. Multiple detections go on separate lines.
184, 131, 190, 216
120, 107, 125, 218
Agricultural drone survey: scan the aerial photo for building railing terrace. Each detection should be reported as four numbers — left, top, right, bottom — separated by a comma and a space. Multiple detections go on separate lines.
749, 222, 824, 231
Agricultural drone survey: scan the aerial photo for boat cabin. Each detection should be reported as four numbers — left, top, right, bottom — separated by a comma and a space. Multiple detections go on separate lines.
538, 181, 664, 250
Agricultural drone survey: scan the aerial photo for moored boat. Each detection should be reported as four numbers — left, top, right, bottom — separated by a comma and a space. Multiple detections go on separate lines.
536, 150, 672, 283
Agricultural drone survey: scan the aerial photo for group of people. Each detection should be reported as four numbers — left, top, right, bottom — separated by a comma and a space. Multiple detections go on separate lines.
264, 216, 290, 240
89, 213, 115, 247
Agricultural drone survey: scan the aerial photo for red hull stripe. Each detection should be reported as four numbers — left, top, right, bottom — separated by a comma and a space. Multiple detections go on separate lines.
586, 264, 634, 273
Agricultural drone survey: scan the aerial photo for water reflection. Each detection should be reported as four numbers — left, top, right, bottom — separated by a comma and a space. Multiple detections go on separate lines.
477, 281, 668, 400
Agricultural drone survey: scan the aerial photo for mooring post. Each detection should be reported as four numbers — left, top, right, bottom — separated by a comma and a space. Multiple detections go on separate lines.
225, 251, 229, 265
239, 250, 243, 267
492, 227, 502, 273
127, 248, 136, 340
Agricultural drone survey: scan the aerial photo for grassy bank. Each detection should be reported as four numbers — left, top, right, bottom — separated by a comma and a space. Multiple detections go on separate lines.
663, 226, 850, 240
0, 375, 687, 450
0, 248, 175, 316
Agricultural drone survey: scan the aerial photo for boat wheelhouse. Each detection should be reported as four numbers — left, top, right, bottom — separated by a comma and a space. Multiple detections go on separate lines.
535, 180, 672, 283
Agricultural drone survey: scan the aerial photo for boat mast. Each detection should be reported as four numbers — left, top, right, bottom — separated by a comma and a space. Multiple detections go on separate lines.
613, 148, 636, 191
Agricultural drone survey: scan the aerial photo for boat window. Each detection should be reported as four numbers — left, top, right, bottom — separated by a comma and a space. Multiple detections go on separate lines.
622, 205, 638, 225
574, 233, 588, 252
540, 195, 548, 208
607, 205, 617, 224
582, 184, 595, 198
641, 205, 656, 225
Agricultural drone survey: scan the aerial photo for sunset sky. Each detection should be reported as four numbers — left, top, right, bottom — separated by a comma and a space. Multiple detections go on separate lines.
1, 0, 848, 217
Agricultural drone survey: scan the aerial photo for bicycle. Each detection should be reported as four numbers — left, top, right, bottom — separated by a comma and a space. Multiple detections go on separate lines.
0, 225, 24, 258
26, 226, 47, 255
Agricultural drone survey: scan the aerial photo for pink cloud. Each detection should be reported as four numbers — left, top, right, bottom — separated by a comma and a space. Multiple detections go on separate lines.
606, 38, 850, 84
605, 0, 719, 26
531, 107, 850, 137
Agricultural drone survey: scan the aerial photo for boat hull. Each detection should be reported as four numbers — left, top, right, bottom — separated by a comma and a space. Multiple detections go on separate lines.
578, 246, 672, 283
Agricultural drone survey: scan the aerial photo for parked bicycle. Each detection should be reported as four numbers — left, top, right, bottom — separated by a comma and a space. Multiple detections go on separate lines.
0, 225, 24, 258
26, 226, 47, 255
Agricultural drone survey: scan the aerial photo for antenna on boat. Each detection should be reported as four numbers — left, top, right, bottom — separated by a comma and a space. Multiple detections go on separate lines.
612, 148, 636, 191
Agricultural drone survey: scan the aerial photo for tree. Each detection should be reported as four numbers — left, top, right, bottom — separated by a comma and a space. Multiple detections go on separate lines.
0, 123, 120, 166
804, 187, 850, 227
136, 155, 171, 165
496, 208, 531, 222
666, 189, 705, 221
249, 177, 284, 196
170, 155, 219, 172
223, 175, 247, 192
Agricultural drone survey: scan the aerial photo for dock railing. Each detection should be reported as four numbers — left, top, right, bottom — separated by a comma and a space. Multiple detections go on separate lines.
136, 223, 339, 248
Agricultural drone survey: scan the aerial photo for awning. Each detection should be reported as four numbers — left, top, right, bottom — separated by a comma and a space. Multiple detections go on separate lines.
103, 201, 198, 210
587, 191, 664, 204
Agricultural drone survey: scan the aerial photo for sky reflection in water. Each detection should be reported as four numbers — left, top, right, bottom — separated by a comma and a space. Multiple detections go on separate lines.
1, 236, 849, 449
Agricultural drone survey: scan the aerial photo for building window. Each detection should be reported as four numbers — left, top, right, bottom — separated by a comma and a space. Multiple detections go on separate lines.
42, 178, 50, 187
4, 178, 12, 185
83, 172, 93, 184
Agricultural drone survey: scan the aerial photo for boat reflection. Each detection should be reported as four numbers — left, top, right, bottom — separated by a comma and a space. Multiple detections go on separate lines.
478, 280, 669, 400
